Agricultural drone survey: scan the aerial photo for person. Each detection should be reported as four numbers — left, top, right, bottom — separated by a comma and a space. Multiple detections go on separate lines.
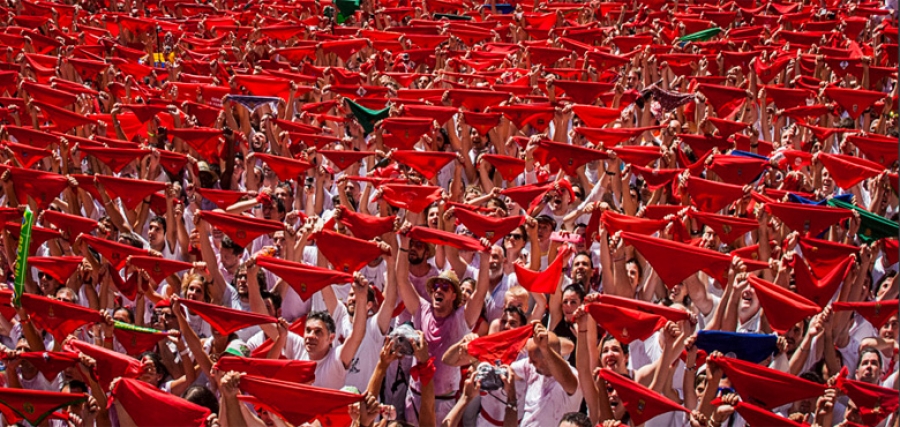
395, 217, 491, 424
509, 323, 583, 426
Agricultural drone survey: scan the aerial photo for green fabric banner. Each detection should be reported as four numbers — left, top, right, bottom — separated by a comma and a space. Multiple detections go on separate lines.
113, 321, 166, 334
345, 98, 390, 135
827, 198, 899, 243
13, 207, 33, 307
678, 27, 723, 43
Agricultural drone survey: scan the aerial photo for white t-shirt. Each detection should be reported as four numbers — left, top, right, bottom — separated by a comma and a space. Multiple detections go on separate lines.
511, 357, 582, 427
342, 314, 385, 393
307, 344, 348, 390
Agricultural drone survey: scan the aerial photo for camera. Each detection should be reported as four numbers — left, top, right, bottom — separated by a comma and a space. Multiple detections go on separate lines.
388, 323, 418, 356
475, 362, 507, 391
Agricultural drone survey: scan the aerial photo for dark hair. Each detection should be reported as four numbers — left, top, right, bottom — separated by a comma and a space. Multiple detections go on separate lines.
114, 306, 136, 324
182, 385, 219, 414
221, 236, 245, 256
503, 305, 527, 326
558, 412, 592, 427
601, 333, 629, 356
487, 197, 508, 213
275, 181, 294, 197
562, 284, 586, 301
119, 232, 144, 249
625, 258, 643, 279
150, 216, 167, 233
62, 379, 88, 394
273, 196, 286, 214
307, 310, 336, 334
799, 371, 825, 384
858, 346, 882, 369
138, 351, 169, 382
574, 251, 594, 269
260, 290, 282, 311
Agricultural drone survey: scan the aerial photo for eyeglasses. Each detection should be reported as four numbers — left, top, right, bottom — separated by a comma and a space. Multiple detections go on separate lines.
506, 233, 524, 241
432, 281, 452, 292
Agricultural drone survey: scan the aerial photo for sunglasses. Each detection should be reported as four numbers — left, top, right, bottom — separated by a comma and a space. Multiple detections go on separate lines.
506, 233, 524, 241
432, 281, 453, 292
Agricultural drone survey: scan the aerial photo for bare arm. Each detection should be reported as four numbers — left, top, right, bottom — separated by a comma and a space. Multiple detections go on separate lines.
338, 274, 370, 368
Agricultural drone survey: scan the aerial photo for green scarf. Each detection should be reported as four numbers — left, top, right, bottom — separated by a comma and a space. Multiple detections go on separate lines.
345, 98, 390, 135
827, 198, 899, 243
678, 27, 723, 43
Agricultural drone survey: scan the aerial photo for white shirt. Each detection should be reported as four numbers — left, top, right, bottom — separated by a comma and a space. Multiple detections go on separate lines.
511, 357, 583, 427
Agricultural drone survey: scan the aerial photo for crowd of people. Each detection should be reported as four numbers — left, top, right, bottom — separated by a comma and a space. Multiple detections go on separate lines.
0, 0, 896, 424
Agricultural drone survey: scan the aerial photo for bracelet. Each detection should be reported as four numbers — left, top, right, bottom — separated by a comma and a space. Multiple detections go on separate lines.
103, 337, 113, 342
605, 171, 617, 175
179, 349, 190, 357
399, 248, 409, 252
143, 199, 151, 205
506, 402, 517, 410
686, 365, 697, 371
749, 143, 759, 148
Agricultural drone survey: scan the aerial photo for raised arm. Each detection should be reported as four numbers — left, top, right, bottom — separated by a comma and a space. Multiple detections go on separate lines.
396, 223, 422, 315
533, 322, 578, 395
374, 241, 397, 334
338, 274, 370, 368
197, 219, 228, 305
464, 247, 491, 329
574, 307, 602, 424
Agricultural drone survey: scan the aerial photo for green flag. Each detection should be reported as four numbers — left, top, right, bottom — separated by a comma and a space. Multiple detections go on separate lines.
345, 98, 390, 135
678, 27, 723, 43
335, 0, 360, 23
827, 198, 899, 243
13, 207, 34, 307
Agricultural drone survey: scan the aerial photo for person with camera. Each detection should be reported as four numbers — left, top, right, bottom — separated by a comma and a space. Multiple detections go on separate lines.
441, 306, 529, 427
445, 362, 519, 427
396, 220, 492, 424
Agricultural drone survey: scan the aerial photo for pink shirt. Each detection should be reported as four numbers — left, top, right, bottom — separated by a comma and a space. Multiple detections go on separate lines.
411, 296, 469, 396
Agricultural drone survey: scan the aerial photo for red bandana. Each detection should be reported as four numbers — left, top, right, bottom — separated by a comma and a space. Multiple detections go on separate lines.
128, 256, 193, 284
314, 230, 387, 272
96, 175, 167, 210
253, 153, 313, 182
832, 300, 899, 329
406, 226, 486, 253
747, 275, 821, 333
214, 356, 317, 384
80, 234, 148, 270
462, 111, 502, 135
198, 211, 284, 248
599, 368, 689, 425
41, 210, 98, 244
480, 154, 526, 181
111, 378, 211, 427
687, 210, 759, 243
65, 339, 142, 393
765, 202, 853, 236
380, 184, 443, 213
467, 324, 533, 366
513, 247, 569, 293
256, 256, 355, 300
797, 236, 859, 279
792, 255, 855, 307
195, 188, 250, 210
586, 304, 668, 345
20, 293, 103, 342
686, 176, 745, 213
453, 208, 525, 244
571, 105, 623, 128
0, 388, 85, 426
28, 256, 83, 284
178, 298, 276, 336
318, 150, 372, 172
391, 150, 457, 180
709, 354, 827, 409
